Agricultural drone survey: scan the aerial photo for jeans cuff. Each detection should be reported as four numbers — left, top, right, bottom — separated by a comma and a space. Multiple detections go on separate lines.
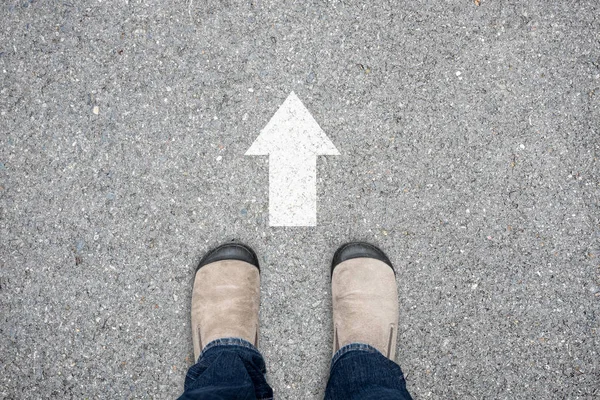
331, 342, 383, 367
199, 337, 260, 361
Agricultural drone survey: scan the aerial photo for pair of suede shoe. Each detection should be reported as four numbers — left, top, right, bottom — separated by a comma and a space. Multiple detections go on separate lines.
191, 242, 399, 362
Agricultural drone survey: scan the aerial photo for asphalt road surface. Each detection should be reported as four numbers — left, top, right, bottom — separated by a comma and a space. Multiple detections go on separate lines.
1, 0, 599, 398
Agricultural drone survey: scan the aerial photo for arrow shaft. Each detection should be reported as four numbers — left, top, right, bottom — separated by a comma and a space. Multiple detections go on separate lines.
269, 153, 317, 226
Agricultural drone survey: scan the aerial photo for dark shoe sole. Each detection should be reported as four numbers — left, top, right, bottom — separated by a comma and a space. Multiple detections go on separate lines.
197, 242, 260, 272
331, 242, 394, 276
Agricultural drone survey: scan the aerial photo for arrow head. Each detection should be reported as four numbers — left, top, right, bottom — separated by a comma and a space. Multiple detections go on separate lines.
245, 91, 340, 156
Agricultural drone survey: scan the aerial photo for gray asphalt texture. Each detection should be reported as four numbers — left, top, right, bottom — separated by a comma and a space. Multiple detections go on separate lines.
1, 0, 599, 399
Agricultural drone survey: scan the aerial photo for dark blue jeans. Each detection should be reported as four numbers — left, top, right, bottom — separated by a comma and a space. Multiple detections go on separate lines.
179, 338, 413, 400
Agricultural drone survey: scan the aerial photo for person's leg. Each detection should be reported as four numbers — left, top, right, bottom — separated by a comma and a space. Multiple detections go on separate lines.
325, 344, 412, 400
324, 243, 413, 400
180, 338, 271, 400
179, 243, 273, 400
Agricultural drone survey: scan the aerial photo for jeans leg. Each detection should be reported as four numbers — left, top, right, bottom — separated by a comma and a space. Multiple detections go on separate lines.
324, 343, 413, 400
178, 338, 273, 400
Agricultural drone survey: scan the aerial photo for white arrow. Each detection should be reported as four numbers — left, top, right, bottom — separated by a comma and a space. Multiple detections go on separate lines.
246, 91, 340, 226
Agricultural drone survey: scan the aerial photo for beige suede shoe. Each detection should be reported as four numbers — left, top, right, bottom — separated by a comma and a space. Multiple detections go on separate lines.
331, 242, 399, 360
191, 243, 261, 361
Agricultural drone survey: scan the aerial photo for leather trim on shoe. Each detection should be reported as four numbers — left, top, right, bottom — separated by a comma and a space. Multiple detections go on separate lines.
334, 325, 340, 353
197, 242, 260, 272
197, 325, 203, 350
387, 325, 394, 358
331, 242, 394, 275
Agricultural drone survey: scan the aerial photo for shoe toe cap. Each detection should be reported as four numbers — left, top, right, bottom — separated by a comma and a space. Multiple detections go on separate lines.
197, 242, 260, 271
331, 242, 393, 275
